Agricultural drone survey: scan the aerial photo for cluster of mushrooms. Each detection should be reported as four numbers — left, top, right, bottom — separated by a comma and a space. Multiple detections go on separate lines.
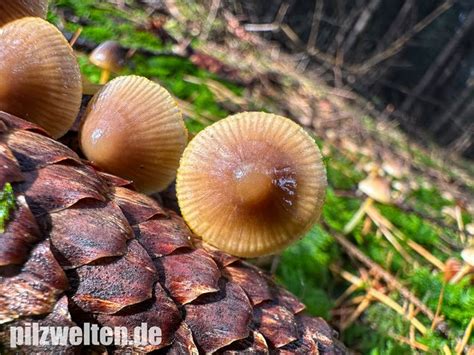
0, 2, 327, 258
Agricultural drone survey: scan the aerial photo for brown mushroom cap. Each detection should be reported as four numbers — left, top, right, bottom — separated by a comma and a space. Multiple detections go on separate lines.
89, 41, 126, 73
0, 0, 48, 27
80, 75, 188, 194
176, 112, 327, 257
0, 17, 82, 138
358, 175, 392, 204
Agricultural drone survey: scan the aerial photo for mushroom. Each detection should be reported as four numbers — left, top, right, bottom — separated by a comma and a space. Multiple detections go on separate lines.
358, 175, 392, 205
449, 247, 474, 284
382, 156, 407, 179
0, 0, 48, 27
176, 112, 327, 257
461, 248, 474, 267
89, 41, 126, 84
80, 75, 188, 194
0, 17, 82, 138
466, 223, 474, 236
344, 174, 392, 234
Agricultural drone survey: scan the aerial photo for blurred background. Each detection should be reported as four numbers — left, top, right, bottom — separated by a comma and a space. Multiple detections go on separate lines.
49, 0, 473, 353
226, 0, 474, 160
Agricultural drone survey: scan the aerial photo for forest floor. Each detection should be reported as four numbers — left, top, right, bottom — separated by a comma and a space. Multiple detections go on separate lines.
49, 0, 473, 353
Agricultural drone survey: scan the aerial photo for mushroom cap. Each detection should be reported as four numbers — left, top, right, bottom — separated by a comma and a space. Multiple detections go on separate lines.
0, 17, 82, 138
461, 247, 474, 267
382, 156, 406, 179
0, 0, 48, 27
358, 175, 391, 204
80, 75, 188, 194
465, 223, 474, 236
89, 41, 126, 73
176, 112, 327, 258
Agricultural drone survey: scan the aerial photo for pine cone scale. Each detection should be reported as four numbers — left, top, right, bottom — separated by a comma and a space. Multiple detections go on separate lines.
49, 199, 132, 268
70, 240, 156, 314
0, 112, 345, 353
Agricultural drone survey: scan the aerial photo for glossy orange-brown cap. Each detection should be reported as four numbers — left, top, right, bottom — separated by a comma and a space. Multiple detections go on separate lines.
0, 17, 82, 138
89, 41, 126, 73
0, 0, 48, 27
176, 112, 327, 257
80, 75, 188, 194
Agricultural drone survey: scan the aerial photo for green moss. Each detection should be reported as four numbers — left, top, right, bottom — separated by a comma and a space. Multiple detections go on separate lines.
323, 189, 362, 231
277, 225, 339, 318
325, 148, 364, 190
409, 186, 453, 213
0, 183, 15, 233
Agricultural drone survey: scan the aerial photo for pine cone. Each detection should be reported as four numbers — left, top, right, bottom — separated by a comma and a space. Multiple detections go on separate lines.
0, 111, 346, 354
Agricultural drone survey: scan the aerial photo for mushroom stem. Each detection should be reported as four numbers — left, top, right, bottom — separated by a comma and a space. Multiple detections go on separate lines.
99, 69, 111, 84
449, 264, 472, 284
343, 198, 373, 235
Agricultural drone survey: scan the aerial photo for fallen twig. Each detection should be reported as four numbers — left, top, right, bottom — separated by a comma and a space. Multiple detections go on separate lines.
455, 318, 473, 355
325, 223, 437, 321
332, 266, 428, 335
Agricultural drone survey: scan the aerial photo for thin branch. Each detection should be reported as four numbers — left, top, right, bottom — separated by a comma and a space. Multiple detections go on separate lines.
307, 0, 324, 51
200, 0, 221, 40
333, 266, 428, 334
355, 0, 454, 73
325, 223, 440, 324
243, 2, 289, 32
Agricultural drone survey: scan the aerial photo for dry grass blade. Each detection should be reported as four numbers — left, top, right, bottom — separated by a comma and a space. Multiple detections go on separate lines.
407, 239, 445, 271
455, 318, 473, 355
431, 282, 446, 330
326, 225, 438, 323
449, 264, 472, 284
340, 293, 372, 330
343, 198, 372, 234
366, 205, 415, 264
389, 333, 429, 352
69, 27, 83, 47
334, 283, 360, 307
455, 205, 466, 243
443, 345, 453, 355
175, 97, 215, 125
408, 303, 417, 344
333, 266, 428, 334
185, 76, 247, 106
367, 204, 446, 269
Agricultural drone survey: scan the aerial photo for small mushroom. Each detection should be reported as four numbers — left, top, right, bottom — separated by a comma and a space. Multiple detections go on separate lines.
80, 75, 188, 194
0, 0, 48, 26
461, 248, 474, 268
466, 223, 474, 236
176, 112, 327, 257
382, 156, 407, 179
0, 17, 82, 138
449, 247, 474, 284
358, 175, 392, 205
89, 41, 126, 84
344, 174, 392, 234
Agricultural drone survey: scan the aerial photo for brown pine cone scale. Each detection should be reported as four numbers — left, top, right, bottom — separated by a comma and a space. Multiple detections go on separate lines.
0, 111, 346, 354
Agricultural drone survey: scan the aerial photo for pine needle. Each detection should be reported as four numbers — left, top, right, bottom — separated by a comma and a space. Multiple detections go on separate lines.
343, 198, 372, 234
334, 284, 360, 307
431, 282, 446, 330
455, 318, 473, 355
341, 293, 372, 330
333, 266, 428, 335
327, 226, 438, 322
366, 204, 415, 264
389, 333, 429, 352
407, 239, 445, 271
